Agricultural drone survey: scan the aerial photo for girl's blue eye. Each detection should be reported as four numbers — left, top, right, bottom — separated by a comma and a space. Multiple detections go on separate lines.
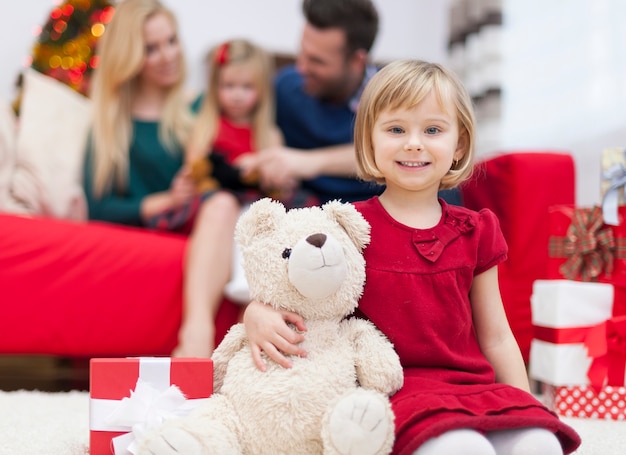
389, 127, 404, 134
426, 127, 439, 134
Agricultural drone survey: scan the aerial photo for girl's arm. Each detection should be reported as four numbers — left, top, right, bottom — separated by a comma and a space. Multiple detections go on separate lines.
243, 300, 308, 371
471, 266, 531, 392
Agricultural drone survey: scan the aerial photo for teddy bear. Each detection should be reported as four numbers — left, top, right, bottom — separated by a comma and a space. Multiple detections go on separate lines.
138, 198, 404, 455
188, 156, 220, 194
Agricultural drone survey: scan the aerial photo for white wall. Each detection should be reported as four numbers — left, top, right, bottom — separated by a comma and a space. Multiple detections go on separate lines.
0, 0, 451, 101
502, 0, 626, 206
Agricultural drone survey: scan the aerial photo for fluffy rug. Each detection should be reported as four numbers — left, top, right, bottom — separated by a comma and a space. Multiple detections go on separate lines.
0, 390, 623, 454
0, 390, 89, 455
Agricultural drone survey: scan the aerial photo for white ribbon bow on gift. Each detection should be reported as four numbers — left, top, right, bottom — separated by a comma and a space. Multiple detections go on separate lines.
105, 379, 198, 455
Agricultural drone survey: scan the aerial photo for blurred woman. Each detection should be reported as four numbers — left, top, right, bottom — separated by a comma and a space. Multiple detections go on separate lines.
83, 0, 240, 357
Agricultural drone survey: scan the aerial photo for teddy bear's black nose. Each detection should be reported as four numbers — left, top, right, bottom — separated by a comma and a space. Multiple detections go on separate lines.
306, 233, 327, 248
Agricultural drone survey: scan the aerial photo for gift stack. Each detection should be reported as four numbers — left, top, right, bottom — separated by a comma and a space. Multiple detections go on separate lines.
529, 148, 626, 420
89, 357, 213, 455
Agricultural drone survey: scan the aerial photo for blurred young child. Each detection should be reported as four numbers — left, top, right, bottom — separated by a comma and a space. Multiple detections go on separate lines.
179, 39, 317, 304
187, 38, 317, 209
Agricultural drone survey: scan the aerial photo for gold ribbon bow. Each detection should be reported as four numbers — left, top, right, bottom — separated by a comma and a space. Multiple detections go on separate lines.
551, 206, 616, 281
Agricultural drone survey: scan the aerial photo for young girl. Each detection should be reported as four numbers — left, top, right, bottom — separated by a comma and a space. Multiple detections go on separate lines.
186, 38, 317, 209
176, 38, 317, 304
243, 60, 581, 454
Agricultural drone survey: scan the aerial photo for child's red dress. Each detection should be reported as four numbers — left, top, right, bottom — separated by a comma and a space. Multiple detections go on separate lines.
353, 197, 581, 455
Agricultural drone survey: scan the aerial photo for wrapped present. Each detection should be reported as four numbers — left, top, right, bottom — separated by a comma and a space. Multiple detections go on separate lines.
586, 315, 626, 390
529, 280, 614, 386
547, 205, 626, 313
89, 357, 213, 455
542, 384, 626, 420
601, 147, 626, 225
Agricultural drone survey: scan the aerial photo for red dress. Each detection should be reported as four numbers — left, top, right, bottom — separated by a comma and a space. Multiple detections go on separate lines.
212, 116, 318, 209
212, 116, 253, 165
353, 197, 580, 455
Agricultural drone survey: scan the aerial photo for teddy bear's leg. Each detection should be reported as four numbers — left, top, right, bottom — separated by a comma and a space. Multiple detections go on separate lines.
137, 395, 243, 455
321, 388, 395, 455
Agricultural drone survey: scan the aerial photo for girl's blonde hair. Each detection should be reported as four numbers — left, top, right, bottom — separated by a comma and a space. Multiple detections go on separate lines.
187, 39, 275, 160
355, 59, 475, 190
89, 0, 192, 197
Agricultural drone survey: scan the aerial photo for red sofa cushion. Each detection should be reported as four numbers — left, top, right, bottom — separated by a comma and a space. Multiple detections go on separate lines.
0, 214, 240, 357
461, 152, 575, 362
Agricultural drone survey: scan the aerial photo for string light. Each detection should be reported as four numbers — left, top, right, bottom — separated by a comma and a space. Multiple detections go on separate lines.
28, 0, 114, 96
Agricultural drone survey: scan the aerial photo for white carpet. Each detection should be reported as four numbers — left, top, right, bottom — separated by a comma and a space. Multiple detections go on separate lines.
0, 390, 624, 455
0, 390, 89, 455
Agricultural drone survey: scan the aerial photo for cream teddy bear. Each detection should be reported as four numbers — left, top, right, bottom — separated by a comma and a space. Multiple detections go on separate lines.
139, 198, 404, 455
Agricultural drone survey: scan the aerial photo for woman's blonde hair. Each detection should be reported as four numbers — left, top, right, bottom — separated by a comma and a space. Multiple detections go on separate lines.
187, 38, 275, 160
89, 0, 192, 197
355, 59, 475, 189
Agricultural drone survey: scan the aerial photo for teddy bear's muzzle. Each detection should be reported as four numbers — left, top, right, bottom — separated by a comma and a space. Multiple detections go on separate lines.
287, 232, 348, 300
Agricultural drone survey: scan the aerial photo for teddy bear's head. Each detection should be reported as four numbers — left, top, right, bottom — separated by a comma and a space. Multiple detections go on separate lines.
235, 198, 371, 320
188, 157, 219, 193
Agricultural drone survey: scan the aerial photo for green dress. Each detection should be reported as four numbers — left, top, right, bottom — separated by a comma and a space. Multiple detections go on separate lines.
83, 120, 183, 226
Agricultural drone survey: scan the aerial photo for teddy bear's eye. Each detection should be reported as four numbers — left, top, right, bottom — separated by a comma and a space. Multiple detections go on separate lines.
282, 248, 292, 259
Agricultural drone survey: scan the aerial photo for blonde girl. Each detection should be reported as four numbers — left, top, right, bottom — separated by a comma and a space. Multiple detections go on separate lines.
187, 38, 280, 165
243, 60, 581, 455
83, 0, 241, 358
186, 38, 317, 208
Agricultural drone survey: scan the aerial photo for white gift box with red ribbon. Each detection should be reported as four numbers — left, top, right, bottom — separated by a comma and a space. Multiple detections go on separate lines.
529, 280, 615, 385
89, 357, 212, 455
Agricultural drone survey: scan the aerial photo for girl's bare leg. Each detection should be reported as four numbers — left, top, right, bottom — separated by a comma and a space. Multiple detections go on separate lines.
173, 191, 240, 358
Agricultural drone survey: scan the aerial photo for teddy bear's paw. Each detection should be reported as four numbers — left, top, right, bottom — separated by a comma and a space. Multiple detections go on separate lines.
326, 390, 394, 455
138, 426, 205, 455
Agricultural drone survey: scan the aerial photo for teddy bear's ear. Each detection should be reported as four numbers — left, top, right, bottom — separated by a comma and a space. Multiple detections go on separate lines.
235, 197, 286, 247
322, 200, 371, 251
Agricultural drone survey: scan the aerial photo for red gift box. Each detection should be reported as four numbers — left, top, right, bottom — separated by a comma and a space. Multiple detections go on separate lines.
585, 316, 626, 391
543, 384, 626, 420
548, 205, 626, 315
89, 357, 213, 455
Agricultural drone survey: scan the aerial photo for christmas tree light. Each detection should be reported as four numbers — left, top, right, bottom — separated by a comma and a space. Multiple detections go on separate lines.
30, 0, 114, 96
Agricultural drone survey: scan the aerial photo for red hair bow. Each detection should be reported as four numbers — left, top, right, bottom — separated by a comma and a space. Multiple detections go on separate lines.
215, 42, 229, 65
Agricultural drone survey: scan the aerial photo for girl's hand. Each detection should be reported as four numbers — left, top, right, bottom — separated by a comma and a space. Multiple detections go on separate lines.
243, 300, 307, 371
234, 152, 260, 182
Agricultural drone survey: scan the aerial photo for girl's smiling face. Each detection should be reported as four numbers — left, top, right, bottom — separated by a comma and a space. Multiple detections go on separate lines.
372, 90, 464, 197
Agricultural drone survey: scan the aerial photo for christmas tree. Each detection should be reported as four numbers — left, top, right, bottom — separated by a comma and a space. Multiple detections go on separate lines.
29, 0, 115, 96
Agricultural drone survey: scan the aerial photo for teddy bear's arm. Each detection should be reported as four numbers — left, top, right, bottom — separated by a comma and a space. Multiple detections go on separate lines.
344, 318, 404, 396
211, 323, 248, 392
